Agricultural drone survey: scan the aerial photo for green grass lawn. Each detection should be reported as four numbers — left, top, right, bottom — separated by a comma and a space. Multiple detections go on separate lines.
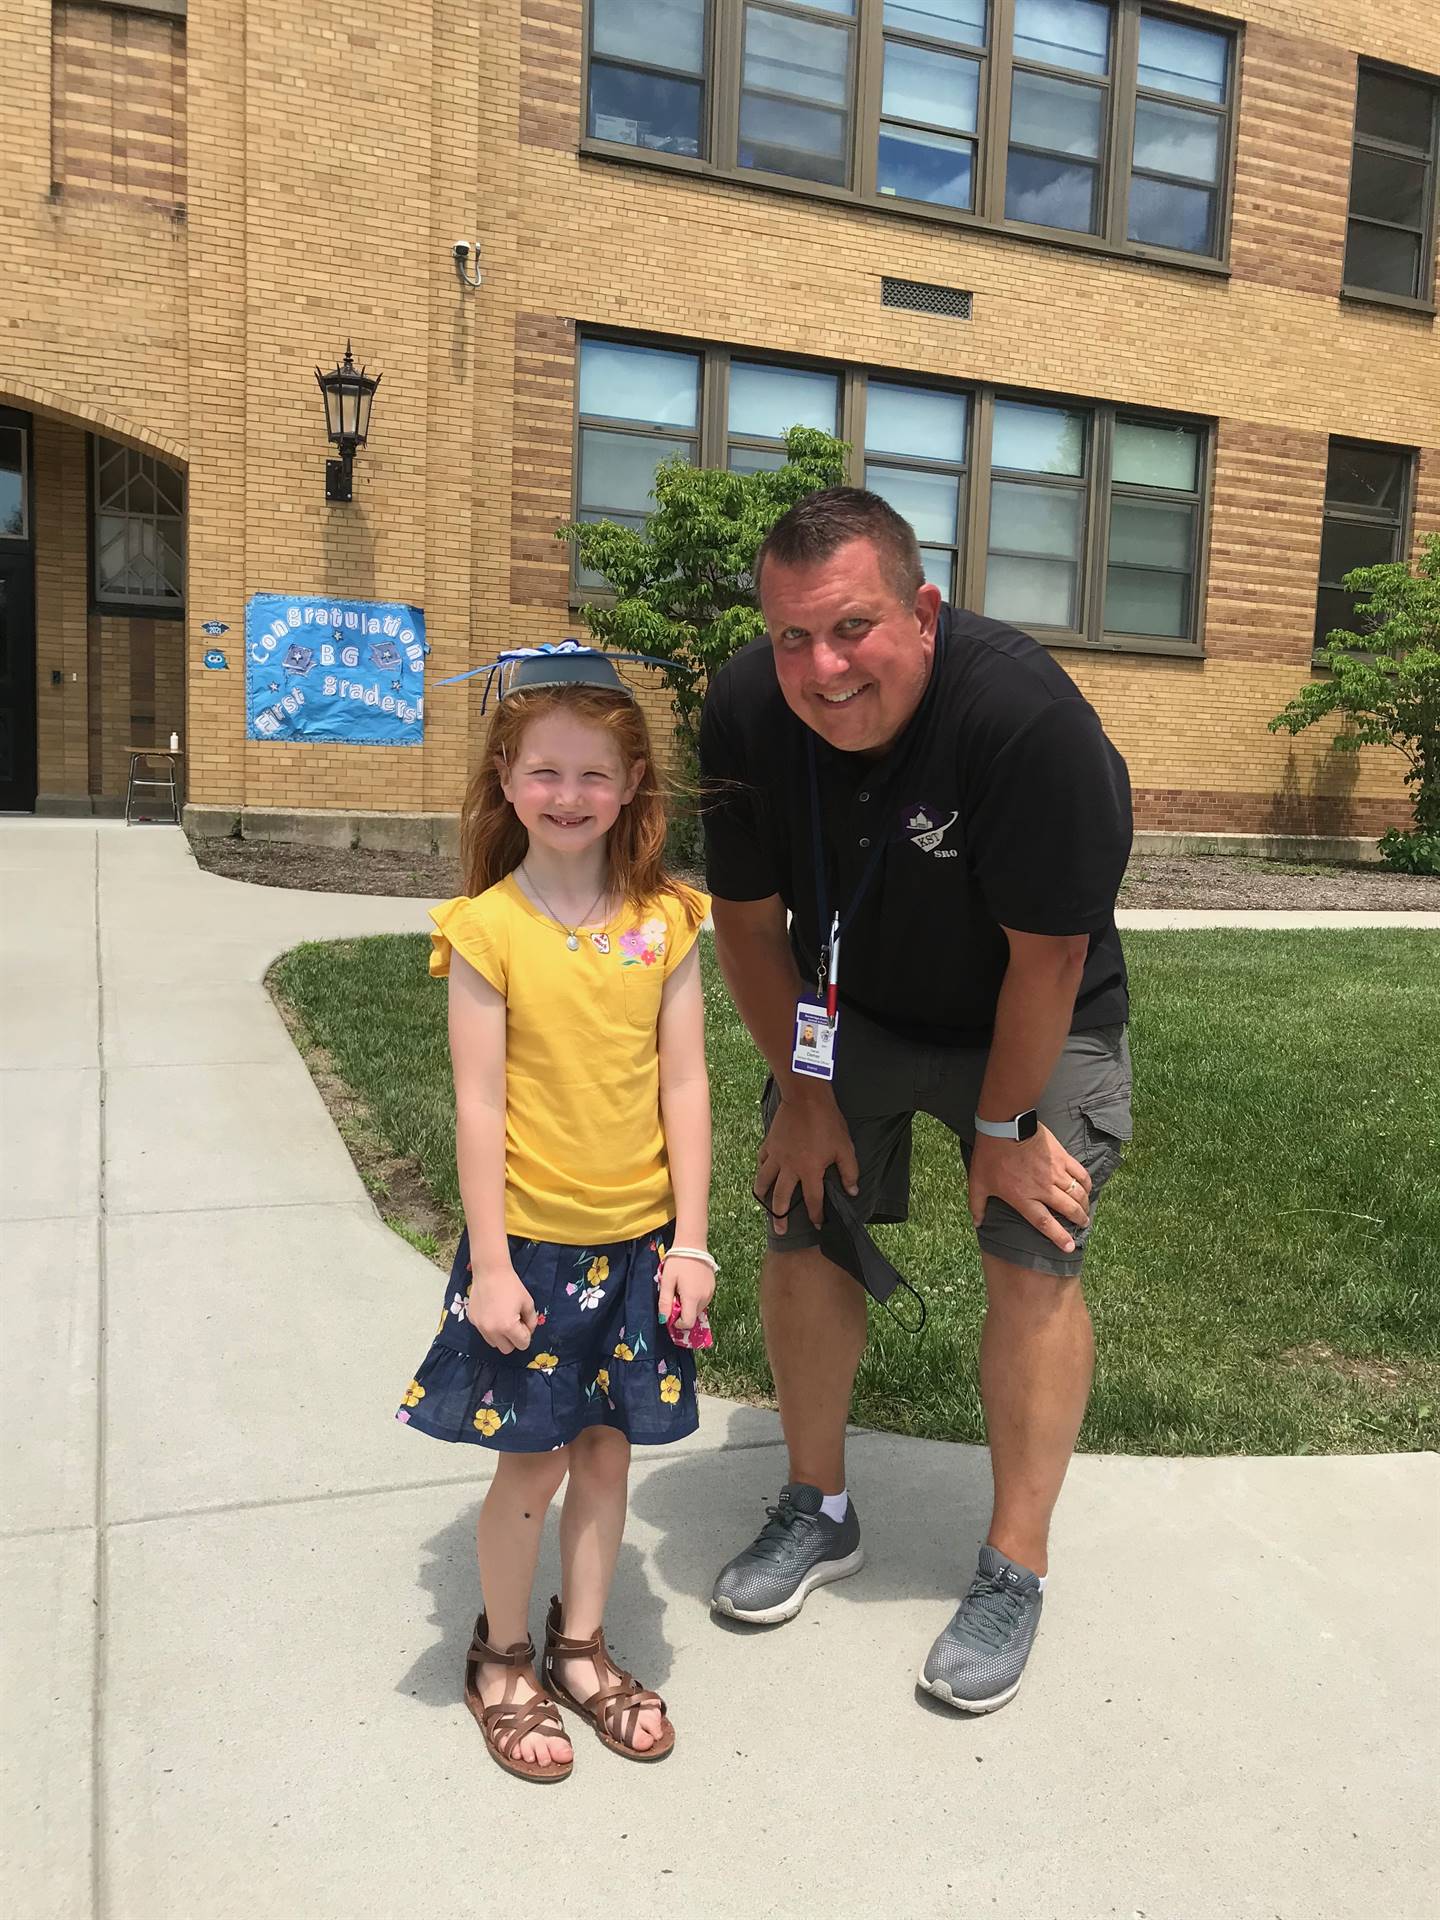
271, 930, 1439, 1456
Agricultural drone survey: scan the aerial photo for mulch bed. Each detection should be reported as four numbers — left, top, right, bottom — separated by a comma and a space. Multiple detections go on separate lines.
190, 834, 1440, 911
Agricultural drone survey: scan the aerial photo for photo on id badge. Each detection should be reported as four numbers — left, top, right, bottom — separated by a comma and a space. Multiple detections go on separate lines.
792, 999, 837, 1080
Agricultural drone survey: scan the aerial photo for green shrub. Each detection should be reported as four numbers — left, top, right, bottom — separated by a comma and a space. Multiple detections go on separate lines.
1268, 533, 1440, 849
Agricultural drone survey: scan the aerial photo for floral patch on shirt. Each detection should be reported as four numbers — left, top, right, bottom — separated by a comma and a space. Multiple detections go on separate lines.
619, 916, 667, 969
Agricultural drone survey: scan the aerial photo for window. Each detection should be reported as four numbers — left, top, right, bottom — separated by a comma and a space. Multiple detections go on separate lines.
1005, 0, 1112, 235
586, 0, 708, 156
574, 340, 702, 586
1, 426, 27, 541
727, 362, 840, 468
864, 381, 970, 596
1127, 12, 1231, 255
1314, 441, 1411, 650
1104, 417, 1201, 638
91, 438, 185, 611
1344, 65, 1439, 305
584, 0, 1237, 265
878, 1, 987, 211
986, 400, 1088, 622
740, 2, 858, 187
574, 333, 1209, 651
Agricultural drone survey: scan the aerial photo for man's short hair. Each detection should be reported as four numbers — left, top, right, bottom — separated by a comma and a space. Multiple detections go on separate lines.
754, 486, 925, 605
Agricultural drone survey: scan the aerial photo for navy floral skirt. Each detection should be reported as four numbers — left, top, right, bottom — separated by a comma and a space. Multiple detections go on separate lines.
396, 1223, 698, 1452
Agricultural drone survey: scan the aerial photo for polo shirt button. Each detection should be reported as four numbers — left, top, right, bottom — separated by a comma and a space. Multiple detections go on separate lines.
858, 790, 870, 802
859, 836, 871, 848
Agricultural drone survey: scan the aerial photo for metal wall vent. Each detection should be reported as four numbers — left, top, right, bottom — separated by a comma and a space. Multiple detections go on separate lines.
881, 276, 972, 319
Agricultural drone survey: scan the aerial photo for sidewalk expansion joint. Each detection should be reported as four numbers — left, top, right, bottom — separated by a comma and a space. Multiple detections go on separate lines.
105, 1195, 374, 1222
92, 826, 109, 1920
106, 1439, 797, 1531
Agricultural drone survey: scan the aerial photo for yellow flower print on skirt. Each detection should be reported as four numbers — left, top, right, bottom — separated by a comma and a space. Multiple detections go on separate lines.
396, 1225, 698, 1450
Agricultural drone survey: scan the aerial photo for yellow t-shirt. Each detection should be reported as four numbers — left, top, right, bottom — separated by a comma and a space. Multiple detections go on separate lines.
429, 874, 709, 1245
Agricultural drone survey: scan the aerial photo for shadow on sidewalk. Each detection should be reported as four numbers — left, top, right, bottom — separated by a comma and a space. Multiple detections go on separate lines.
397, 1501, 676, 1708
629, 1422, 996, 1615
394, 1417, 996, 1712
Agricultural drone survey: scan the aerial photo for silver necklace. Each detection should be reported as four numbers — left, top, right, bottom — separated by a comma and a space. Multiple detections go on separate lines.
519, 864, 609, 951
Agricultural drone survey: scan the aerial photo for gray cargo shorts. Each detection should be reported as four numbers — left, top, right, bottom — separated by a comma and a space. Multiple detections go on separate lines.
760, 1011, 1132, 1280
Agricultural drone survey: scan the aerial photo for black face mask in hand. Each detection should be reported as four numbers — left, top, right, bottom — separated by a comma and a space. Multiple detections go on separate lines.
753, 1171, 927, 1335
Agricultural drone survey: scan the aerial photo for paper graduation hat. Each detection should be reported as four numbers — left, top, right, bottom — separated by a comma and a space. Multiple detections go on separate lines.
434, 639, 691, 712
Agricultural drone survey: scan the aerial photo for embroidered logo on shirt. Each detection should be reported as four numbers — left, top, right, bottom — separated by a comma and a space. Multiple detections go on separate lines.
619, 917, 667, 967
904, 805, 960, 856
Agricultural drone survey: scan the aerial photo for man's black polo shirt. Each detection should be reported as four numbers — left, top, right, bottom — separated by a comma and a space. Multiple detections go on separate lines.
698, 603, 1132, 1047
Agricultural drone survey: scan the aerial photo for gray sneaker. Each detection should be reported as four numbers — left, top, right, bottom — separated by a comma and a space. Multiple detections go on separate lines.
918, 1545, 1043, 1713
711, 1484, 864, 1624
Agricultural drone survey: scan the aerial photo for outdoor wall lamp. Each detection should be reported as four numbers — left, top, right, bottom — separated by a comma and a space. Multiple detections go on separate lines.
315, 341, 381, 504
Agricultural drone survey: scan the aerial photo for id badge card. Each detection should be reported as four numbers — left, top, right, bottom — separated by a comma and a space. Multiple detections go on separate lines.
791, 999, 838, 1080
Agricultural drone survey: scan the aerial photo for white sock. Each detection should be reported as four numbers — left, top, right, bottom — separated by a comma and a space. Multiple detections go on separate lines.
820, 1490, 849, 1523
1037, 1574, 1048, 1592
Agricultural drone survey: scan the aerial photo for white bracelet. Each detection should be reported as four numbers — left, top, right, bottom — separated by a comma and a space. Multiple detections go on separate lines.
662, 1245, 719, 1275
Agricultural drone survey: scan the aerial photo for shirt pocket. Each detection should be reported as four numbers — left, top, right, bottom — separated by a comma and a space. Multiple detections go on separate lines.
620, 961, 666, 1031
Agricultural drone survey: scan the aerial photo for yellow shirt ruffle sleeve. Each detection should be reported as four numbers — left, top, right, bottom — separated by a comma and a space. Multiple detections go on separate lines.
427, 895, 507, 995
661, 883, 709, 975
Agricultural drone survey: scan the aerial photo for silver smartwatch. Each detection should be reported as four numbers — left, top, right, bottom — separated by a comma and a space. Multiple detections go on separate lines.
974, 1108, 1038, 1141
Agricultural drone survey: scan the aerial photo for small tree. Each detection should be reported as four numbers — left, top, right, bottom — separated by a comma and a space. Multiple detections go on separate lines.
1268, 533, 1440, 873
556, 425, 848, 747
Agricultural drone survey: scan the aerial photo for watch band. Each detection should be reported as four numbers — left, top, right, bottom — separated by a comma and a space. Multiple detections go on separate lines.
974, 1109, 1039, 1141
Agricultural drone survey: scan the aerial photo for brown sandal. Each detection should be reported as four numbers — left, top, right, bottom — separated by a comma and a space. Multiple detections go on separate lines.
463, 1612, 573, 1783
541, 1595, 675, 1762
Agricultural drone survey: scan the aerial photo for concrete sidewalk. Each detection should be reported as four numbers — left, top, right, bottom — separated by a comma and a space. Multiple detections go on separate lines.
2, 818, 1436, 1920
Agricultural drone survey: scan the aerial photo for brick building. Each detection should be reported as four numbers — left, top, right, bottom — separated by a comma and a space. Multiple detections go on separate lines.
1, 0, 1436, 839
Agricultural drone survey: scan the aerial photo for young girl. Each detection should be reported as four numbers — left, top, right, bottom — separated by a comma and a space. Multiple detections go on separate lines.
397, 648, 713, 1784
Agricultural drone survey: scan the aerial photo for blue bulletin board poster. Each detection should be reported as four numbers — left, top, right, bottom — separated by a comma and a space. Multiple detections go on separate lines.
245, 594, 427, 744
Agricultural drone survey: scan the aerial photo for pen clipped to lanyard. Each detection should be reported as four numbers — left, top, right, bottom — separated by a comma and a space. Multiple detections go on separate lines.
825, 912, 841, 1022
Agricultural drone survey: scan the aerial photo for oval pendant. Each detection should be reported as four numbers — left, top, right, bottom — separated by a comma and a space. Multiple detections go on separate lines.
566, 933, 579, 951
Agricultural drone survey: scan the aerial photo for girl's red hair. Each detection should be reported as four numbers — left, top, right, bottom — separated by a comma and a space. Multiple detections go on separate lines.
459, 684, 702, 927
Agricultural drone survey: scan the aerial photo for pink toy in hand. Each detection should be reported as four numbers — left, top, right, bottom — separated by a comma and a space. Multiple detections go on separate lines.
666, 1294, 714, 1351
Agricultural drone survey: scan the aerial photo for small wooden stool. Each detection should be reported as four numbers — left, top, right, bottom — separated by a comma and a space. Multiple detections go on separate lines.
125, 746, 184, 826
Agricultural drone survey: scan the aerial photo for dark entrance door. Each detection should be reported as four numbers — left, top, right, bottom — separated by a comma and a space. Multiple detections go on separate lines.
0, 550, 37, 812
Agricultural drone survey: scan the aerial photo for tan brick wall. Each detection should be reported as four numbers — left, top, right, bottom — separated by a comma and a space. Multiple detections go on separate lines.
2, 0, 1437, 832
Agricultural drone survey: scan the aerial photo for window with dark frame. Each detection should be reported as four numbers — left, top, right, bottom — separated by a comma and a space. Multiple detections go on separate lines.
586, 0, 709, 156
877, 0, 988, 212
91, 437, 185, 612
864, 380, 970, 597
573, 334, 1210, 653
1104, 417, 1202, 638
1127, 11, 1232, 255
1314, 440, 1412, 652
1344, 64, 1439, 305
574, 340, 703, 588
1, 426, 27, 541
583, 0, 1237, 265
1004, 0, 1113, 237
738, 1, 858, 188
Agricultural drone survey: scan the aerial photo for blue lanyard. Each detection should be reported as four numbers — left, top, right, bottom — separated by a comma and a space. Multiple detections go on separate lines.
806, 732, 890, 990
